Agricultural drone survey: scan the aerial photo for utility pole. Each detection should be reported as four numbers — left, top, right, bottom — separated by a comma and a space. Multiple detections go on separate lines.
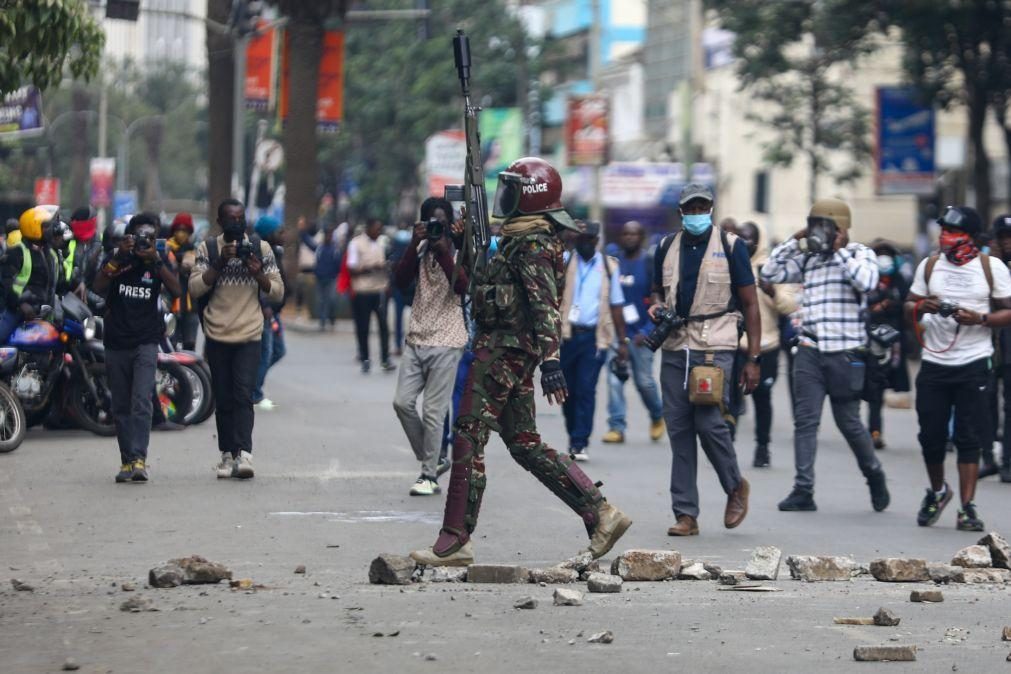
232, 34, 248, 202
590, 0, 603, 226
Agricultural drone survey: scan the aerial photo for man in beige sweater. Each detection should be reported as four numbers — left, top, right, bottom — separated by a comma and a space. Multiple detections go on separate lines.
190, 199, 284, 479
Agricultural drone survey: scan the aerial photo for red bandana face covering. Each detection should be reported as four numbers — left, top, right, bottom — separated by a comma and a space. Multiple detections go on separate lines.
939, 230, 978, 265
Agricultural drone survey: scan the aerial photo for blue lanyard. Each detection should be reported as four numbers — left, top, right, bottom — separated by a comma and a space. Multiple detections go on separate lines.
575, 255, 597, 298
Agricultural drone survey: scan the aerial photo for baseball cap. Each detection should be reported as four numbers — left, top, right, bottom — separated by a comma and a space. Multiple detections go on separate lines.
580, 220, 601, 238
938, 206, 982, 236
679, 183, 714, 206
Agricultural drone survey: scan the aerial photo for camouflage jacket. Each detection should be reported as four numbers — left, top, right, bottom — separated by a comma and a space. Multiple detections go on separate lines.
474, 230, 565, 362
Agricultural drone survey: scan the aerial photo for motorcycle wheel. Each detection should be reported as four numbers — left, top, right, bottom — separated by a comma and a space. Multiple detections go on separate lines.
68, 362, 117, 437
180, 362, 214, 426
156, 360, 193, 424
0, 382, 27, 453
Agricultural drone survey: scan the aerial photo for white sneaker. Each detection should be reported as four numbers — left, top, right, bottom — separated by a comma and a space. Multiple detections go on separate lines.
571, 448, 589, 462
234, 451, 255, 479
256, 399, 276, 411
409, 476, 440, 496
215, 452, 235, 479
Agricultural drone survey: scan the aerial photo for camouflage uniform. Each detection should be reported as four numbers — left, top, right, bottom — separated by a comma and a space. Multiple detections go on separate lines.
432, 221, 606, 556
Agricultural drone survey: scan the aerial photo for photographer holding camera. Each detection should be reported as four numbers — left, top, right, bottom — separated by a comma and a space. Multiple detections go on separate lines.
647, 184, 761, 537
94, 213, 181, 483
762, 198, 890, 514
904, 206, 1011, 531
190, 199, 284, 480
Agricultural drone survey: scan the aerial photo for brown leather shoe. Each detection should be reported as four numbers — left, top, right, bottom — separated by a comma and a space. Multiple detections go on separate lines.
667, 515, 699, 536
724, 478, 750, 529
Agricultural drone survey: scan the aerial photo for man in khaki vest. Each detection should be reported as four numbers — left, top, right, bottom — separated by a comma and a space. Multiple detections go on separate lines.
649, 184, 762, 537
559, 220, 629, 461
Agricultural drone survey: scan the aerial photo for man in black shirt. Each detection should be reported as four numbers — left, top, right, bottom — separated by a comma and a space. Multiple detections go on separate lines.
95, 213, 181, 483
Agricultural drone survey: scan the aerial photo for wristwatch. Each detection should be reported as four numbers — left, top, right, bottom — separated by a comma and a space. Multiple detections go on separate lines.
748, 354, 762, 365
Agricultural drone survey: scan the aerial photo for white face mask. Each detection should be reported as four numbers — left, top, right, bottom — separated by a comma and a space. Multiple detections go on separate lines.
876, 255, 894, 274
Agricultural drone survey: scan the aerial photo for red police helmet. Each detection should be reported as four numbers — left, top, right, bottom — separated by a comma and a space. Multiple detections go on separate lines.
492, 156, 578, 231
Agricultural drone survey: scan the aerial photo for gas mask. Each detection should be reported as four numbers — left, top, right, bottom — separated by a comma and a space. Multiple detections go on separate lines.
805, 217, 838, 255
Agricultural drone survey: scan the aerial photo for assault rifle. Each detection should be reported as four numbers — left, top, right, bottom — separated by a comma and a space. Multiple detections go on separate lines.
448, 29, 490, 297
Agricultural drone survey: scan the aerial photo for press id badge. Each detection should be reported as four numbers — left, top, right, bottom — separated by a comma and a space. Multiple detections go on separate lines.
622, 303, 640, 324
568, 305, 581, 323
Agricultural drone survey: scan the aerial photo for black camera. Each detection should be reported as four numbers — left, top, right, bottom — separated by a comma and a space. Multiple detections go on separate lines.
609, 353, 629, 382
237, 241, 255, 261
425, 217, 445, 241
642, 308, 686, 352
938, 300, 959, 318
133, 235, 152, 253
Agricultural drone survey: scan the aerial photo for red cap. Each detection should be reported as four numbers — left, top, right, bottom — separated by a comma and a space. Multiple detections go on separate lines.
171, 212, 194, 232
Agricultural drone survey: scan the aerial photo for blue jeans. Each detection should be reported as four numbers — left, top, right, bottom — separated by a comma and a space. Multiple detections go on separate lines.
253, 317, 287, 403
316, 276, 337, 328
606, 340, 663, 433
560, 330, 606, 450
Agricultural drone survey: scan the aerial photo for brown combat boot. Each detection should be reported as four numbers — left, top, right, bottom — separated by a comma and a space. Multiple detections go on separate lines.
724, 478, 750, 529
586, 502, 633, 559
410, 541, 474, 567
666, 515, 699, 536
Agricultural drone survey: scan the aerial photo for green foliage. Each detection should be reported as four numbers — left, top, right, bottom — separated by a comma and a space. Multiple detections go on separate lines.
0, 0, 105, 95
707, 0, 883, 193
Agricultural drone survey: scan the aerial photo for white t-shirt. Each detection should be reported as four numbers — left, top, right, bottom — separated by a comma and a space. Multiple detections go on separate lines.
910, 254, 1011, 366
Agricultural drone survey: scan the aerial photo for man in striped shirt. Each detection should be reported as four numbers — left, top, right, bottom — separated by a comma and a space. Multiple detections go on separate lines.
761, 198, 890, 513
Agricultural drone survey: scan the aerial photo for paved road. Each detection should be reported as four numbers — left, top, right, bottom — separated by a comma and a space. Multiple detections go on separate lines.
1, 327, 1009, 673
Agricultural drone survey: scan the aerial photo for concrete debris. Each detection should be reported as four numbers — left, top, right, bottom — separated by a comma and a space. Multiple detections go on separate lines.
717, 571, 747, 586
869, 558, 930, 582
467, 565, 529, 584
10, 578, 34, 592
677, 561, 712, 580
149, 555, 232, 588
553, 588, 583, 606
951, 545, 992, 568
873, 608, 901, 627
1001, 625, 1010, 641
559, 552, 596, 574
977, 532, 1010, 570
853, 645, 916, 662
424, 566, 468, 583
120, 582, 136, 592
120, 595, 156, 612
294, 565, 306, 574
785, 555, 859, 582
611, 550, 682, 581
910, 589, 944, 603
529, 567, 579, 584
960, 568, 1011, 584
587, 630, 614, 644
368, 554, 416, 585
927, 564, 965, 584
229, 579, 254, 590
586, 572, 622, 593
745, 546, 782, 581
513, 596, 537, 609
702, 563, 722, 579
62, 658, 80, 671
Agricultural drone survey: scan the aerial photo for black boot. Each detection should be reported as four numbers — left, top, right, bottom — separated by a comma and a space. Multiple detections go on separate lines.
980, 446, 1000, 479
753, 444, 770, 468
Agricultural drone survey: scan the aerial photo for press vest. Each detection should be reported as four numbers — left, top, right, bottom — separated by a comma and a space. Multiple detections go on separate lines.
559, 253, 617, 350
660, 227, 742, 351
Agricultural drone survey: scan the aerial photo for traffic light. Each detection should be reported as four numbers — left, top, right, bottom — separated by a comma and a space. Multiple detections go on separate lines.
231, 0, 264, 37
106, 0, 140, 21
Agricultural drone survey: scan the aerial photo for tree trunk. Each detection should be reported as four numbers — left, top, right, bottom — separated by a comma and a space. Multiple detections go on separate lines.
994, 97, 1011, 217
69, 86, 90, 208
142, 119, 164, 211
207, 0, 234, 222
282, 19, 324, 282
808, 72, 820, 203
967, 85, 992, 223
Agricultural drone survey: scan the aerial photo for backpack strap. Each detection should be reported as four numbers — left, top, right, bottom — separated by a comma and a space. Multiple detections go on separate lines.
923, 254, 939, 293
206, 237, 219, 266
980, 252, 994, 296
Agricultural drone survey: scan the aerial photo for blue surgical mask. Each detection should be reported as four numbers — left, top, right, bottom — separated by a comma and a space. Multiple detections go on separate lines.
682, 213, 712, 236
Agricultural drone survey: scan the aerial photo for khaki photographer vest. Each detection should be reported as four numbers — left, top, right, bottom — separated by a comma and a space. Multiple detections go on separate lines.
661, 227, 742, 351
559, 253, 617, 350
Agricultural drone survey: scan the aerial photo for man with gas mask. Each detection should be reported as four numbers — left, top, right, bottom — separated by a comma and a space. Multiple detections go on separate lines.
0, 207, 66, 344
904, 207, 1011, 531
190, 199, 284, 480
648, 184, 760, 537
762, 198, 890, 513
410, 157, 632, 566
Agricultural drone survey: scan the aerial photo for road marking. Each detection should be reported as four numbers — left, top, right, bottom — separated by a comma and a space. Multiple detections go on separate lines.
269, 510, 441, 524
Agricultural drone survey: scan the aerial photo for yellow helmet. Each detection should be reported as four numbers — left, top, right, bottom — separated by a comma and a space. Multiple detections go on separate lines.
19, 206, 54, 242
7, 230, 22, 247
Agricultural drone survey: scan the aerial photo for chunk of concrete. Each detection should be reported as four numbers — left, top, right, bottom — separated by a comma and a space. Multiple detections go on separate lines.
424, 566, 468, 583
718, 570, 747, 586
869, 558, 929, 582
927, 564, 965, 584
853, 645, 916, 662
873, 608, 901, 626
677, 561, 712, 580
786, 555, 859, 582
529, 567, 579, 584
610, 550, 681, 581
467, 564, 529, 584
977, 532, 1011, 569
910, 589, 943, 602
553, 588, 583, 606
745, 546, 782, 581
368, 554, 416, 585
960, 568, 1011, 584
586, 572, 622, 593
951, 544, 992, 568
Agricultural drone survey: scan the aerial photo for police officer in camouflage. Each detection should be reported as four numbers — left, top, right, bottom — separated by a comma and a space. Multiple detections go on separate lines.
411, 157, 633, 566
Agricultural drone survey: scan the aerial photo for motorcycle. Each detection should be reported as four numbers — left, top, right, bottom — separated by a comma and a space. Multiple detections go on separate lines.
159, 303, 212, 426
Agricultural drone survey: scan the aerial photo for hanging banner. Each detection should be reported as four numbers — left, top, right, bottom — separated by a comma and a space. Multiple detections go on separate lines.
478, 108, 524, 196
280, 30, 344, 132
0, 86, 44, 139
113, 190, 138, 220
566, 95, 609, 167
89, 158, 116, 208
875, 86, 935, 195
34, 178, 60, 206
425, 130, 466, 197
245, 21, 276, 111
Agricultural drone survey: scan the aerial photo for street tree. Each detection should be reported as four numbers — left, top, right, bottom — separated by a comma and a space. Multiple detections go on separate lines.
207, 0, 236, 215
707, 0, 886, 202
0, 0, 104, 96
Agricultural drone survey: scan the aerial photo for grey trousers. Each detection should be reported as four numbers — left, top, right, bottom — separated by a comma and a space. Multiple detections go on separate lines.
661, 349, 743, 519
393, 343, 463, 478
792, 346, 882, 493
106, 343, 159, 464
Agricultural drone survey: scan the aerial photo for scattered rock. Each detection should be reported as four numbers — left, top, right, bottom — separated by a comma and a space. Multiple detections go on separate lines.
559, 552, 595, 573
1001, 625, 1011, 641
368, 554, 416, 585
424, 654, 438, 661
513, 596, 537, 609
424, 566, 468, 583
677, 561, 712, 580
927, 564, 965, 584
10, 578, 34, 592
529, 567, 579, 584
702, 562, 722, 579
611, 550, 681, 581
229, 579, 254, 590
745, 546, 782, 581
120, 581, 136, 592
1007, 652, 1011, 662
869, 558, 930, 582
910, 589, 944, 603
62, 658, 80, 671
148, 565, 184, 588
951, 545, 992, 568
294, 565, 306, 574
853, 645, 916, 662
149, 555, 231, 588
785, 555, 859, 582
553, 588, 583, 606
718, 571, 747, 586
120, 595, 156, 612
467, 565, 529, 584
586, 572, 622, 593
873, 608, 901, 627
960, 568, 1011, 584
977, 532, 1011, 569
587, 630, 614, 644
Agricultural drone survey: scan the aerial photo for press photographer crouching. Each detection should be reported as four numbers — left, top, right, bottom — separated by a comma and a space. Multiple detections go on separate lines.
905, 206, 1011, 531
94, 213, 181, 483
189, 199, 284, 480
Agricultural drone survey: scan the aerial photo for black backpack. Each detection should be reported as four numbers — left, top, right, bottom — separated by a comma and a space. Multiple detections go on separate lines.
195, 236, 265, 323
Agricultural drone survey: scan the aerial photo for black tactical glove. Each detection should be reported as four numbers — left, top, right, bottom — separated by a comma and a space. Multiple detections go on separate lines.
540, 359, 567, 399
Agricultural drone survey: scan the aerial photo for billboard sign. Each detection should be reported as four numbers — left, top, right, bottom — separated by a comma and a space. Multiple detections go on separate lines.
602, 162, 685, 208
245, 21, 276, 111
478, 107, 524, 196
280, 30, 344, 131
0, 86, 44, 139
424, 130, 466, 197
89, 158, 116, 208
876, 86, 935, 195
34, 178, 60, 206
566, 95, 609, 167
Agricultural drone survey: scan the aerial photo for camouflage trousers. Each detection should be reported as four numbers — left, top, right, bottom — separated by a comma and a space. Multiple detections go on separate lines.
433, 346, 606, 556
